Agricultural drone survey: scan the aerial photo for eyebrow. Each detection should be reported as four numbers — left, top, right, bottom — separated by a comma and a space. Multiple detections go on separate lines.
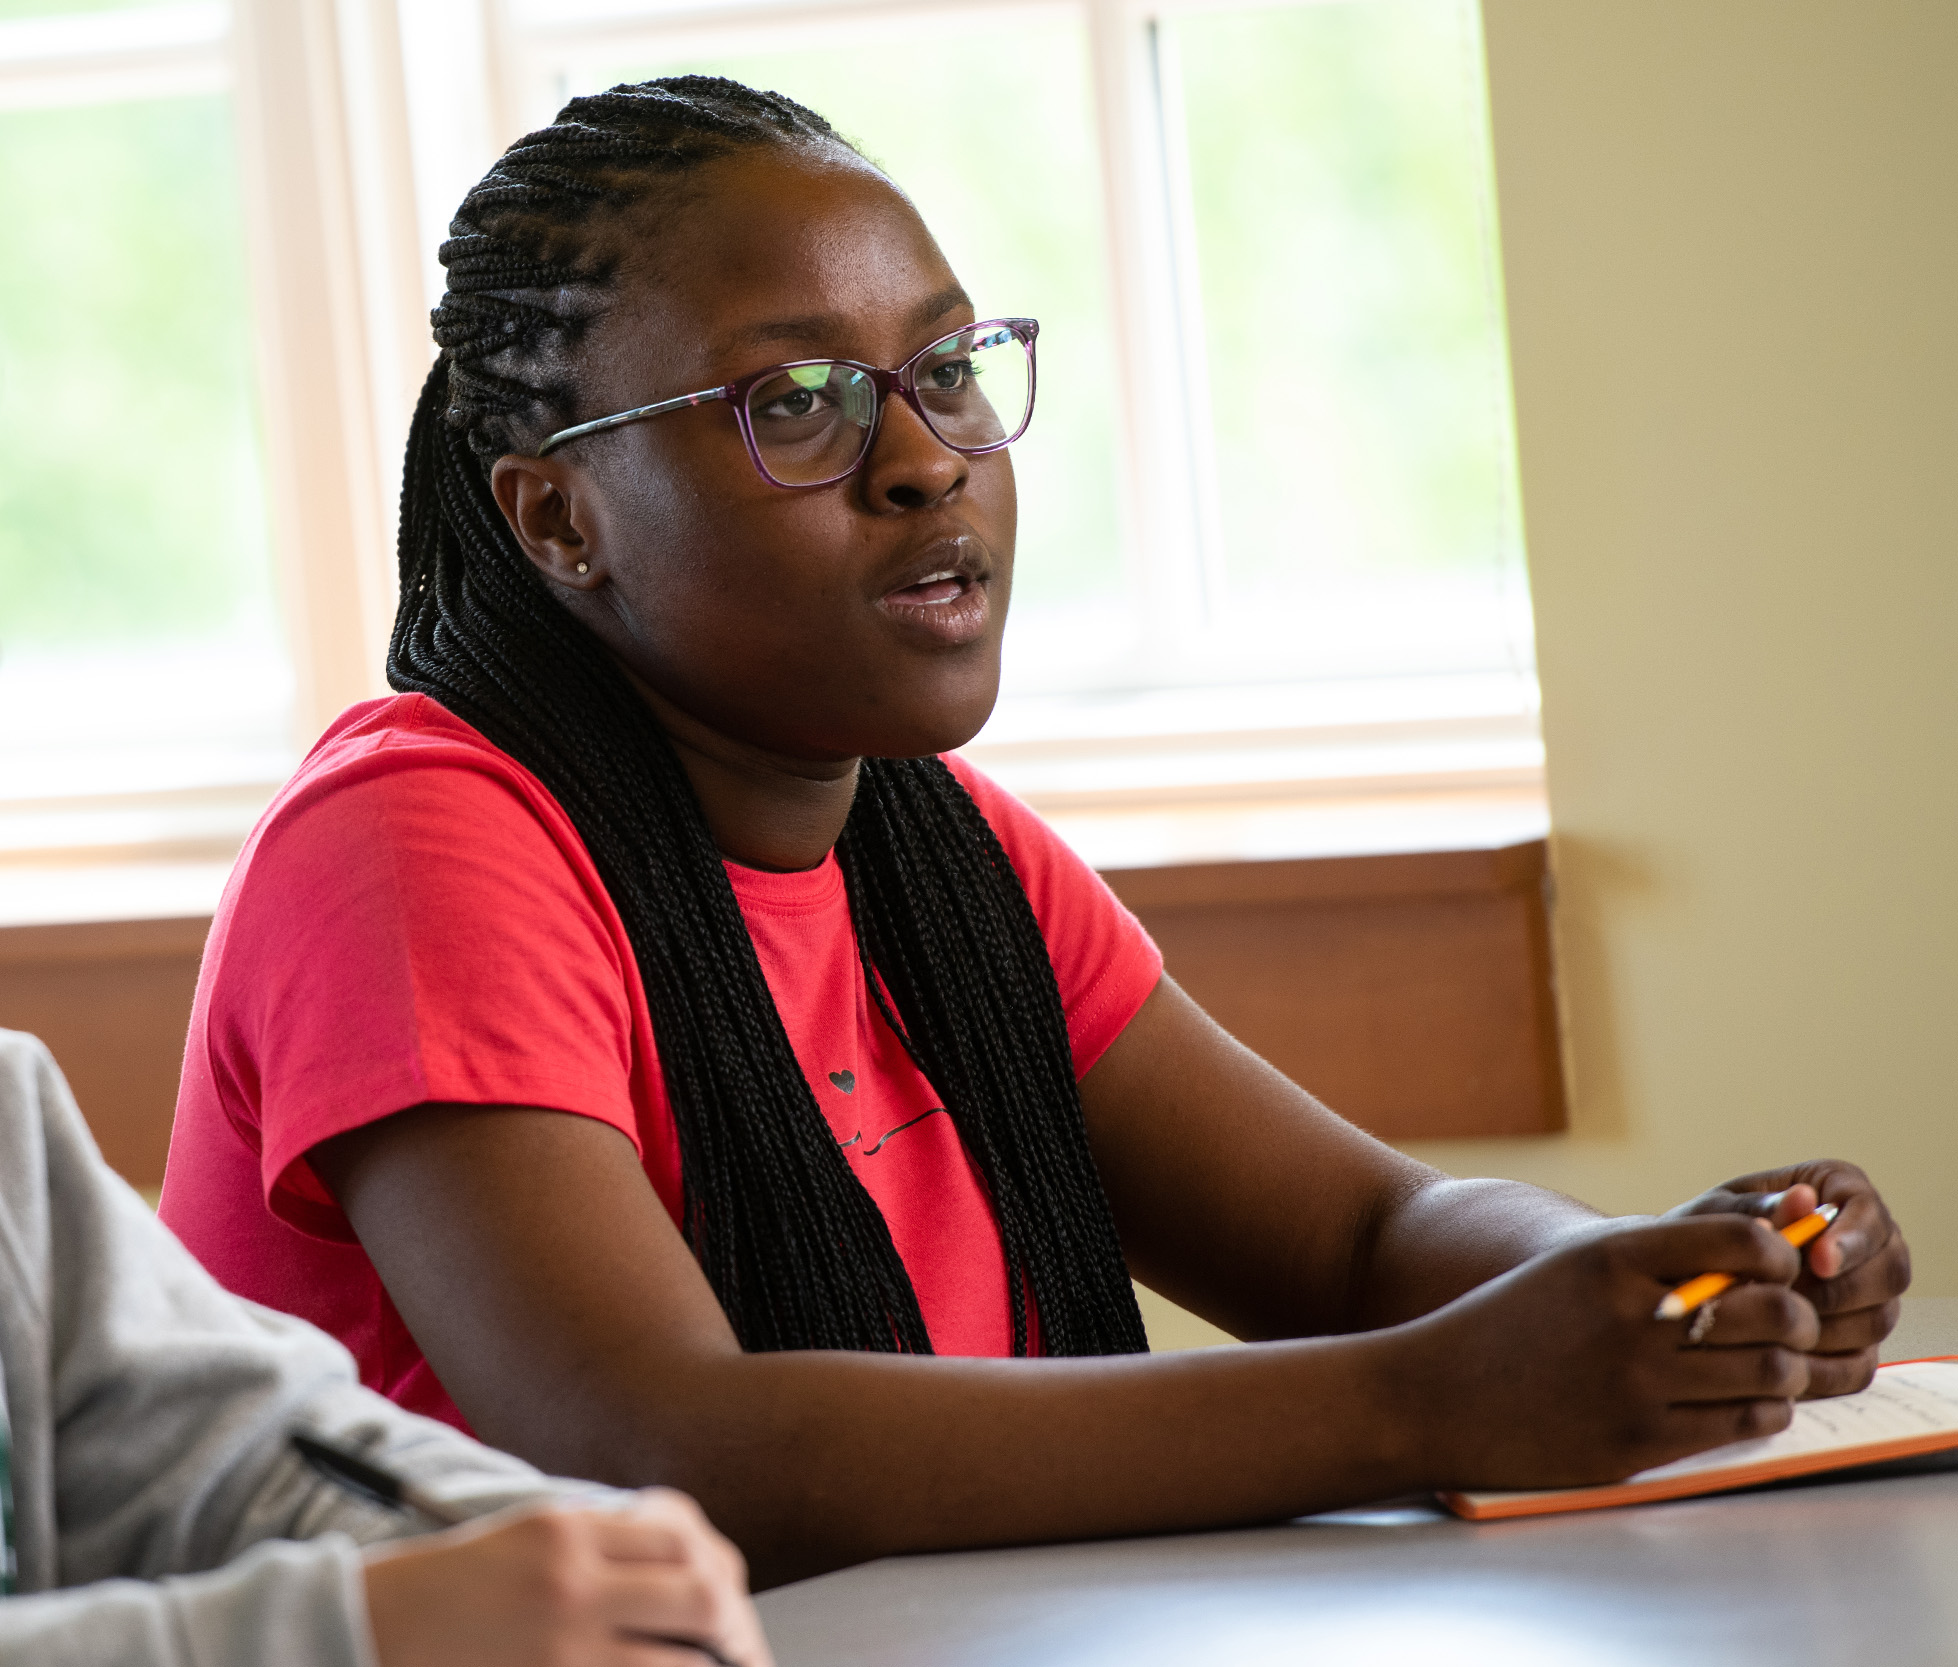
717, 285, 974, 357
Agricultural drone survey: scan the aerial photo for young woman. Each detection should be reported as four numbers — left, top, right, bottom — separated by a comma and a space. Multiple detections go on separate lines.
160, 78, 1908, 1587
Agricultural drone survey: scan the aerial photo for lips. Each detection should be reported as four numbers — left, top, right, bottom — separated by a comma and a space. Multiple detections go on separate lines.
875, 536, 993, 648
891, 568, 967, 606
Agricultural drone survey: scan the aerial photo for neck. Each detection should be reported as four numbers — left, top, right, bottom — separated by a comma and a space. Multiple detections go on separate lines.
629, 673, 858, 872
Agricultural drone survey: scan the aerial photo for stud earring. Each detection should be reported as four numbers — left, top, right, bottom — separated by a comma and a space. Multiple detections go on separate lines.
575, 562, 589, 575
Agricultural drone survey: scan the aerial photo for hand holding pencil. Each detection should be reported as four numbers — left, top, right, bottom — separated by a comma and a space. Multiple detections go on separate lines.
1656, 1202, 1838, 1321
1661, 1165, 1911, 1399
1326, 1161, 1906, 1502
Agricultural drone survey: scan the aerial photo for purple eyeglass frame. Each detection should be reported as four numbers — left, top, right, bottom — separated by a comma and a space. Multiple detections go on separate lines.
535, 316, 1040, 488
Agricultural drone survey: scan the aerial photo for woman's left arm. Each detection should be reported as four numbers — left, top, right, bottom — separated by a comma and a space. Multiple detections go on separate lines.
1079, 976, 1908, 1393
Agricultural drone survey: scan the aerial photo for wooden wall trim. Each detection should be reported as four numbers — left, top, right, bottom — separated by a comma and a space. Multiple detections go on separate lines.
0, 914, 213, 967
0, 913, 212, 1189
1105, 840, 1566, 1143
1101, 840, 1548, 910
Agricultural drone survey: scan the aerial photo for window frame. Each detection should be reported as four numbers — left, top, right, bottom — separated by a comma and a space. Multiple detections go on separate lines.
0, 0, 1545, 914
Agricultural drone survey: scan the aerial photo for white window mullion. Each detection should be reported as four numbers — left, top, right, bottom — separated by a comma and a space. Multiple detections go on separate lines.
332, 0, 438, 518
1142, 11, 1227, 624
231, 0, 398, 743
394, 0, 511, 311
1082, 0, 1206, 664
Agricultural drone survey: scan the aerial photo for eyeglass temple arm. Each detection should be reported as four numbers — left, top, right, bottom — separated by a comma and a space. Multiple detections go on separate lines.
536, 386, 733, 457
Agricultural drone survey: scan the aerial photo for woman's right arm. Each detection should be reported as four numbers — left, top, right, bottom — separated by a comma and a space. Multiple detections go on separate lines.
313, 1104, 1815, 1589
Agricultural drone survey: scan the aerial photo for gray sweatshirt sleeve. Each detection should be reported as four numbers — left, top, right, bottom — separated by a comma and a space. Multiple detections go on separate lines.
0, 1031, 599, 1667
0, 1537, 373, 1667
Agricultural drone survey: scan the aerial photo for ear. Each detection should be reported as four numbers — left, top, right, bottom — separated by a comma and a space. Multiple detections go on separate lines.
489, 453, 606, 593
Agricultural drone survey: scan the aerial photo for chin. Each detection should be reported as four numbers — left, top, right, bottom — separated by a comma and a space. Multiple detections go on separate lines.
858, 671, 1001, 761
917, 662, 1003, 757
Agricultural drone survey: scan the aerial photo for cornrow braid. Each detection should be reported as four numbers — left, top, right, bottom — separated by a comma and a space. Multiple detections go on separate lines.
390, 75, 1147, 1357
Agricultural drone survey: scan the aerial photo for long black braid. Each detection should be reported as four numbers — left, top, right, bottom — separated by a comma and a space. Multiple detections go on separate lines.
390, 76, 1147, 1358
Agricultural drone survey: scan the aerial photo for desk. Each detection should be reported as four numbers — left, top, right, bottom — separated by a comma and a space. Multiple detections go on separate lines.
758, 1302, 1958, 1666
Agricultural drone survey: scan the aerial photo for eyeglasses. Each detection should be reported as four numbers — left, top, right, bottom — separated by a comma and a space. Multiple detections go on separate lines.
536, 317, 1039, 488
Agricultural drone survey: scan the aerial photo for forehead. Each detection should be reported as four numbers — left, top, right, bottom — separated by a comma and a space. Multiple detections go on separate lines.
591, 146, 967, 386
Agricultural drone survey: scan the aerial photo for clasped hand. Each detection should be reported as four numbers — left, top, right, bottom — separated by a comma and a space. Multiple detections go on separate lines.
1664, 1159, 1910, 1399
1409, 1160, 1910, 1491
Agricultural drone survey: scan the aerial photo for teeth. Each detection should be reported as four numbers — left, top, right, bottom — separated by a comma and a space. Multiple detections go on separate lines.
913, 570, 958, 585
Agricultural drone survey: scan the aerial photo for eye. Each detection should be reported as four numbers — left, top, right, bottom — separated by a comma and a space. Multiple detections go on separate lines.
759, 386, 825, 419
923, 356, 976, 392
754, 364, 843, 422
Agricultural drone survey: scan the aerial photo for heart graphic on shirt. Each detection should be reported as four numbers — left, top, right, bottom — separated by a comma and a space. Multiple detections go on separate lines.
828, 1070, 856, 1094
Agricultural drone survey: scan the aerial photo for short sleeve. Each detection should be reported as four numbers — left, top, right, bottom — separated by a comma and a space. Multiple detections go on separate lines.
208, 738, 644, 1239
946, 755, 1164, 1077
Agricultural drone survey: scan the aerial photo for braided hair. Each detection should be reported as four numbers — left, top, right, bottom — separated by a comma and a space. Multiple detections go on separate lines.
390, 76, 1147, 1357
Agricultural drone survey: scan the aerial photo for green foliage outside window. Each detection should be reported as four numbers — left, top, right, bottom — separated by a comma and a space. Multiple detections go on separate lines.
0, 93, 274, 650
1174, 0, 1526, 597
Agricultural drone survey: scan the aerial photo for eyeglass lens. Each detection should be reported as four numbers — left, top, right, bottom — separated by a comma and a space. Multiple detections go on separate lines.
742, 324, 1032, 487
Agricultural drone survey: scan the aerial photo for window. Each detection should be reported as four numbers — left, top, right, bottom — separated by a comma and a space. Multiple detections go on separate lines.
4, 0, 1546, 921
0, 0, 418, 922
0, 1, 292, 912
1165, 2, 1532, 685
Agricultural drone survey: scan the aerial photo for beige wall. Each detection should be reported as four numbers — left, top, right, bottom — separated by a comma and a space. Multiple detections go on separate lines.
1396, 1, 1958, 1287
1143, 0, 1958, 1352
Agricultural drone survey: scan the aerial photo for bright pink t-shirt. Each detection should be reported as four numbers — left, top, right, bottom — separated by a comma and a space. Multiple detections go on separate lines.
160, 695, 1161, 1427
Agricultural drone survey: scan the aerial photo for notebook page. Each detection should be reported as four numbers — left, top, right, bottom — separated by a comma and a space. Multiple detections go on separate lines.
1628, 1358, 1958, 1484
1452, 1358, 1958, 1512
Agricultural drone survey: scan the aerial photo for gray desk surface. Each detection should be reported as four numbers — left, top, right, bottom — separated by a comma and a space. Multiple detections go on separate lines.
757, 1299, 1958, 1667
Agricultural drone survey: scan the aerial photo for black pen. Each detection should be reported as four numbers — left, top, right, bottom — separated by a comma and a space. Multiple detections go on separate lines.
290, 1430, 738, 1667
291, 1430, 473, 1527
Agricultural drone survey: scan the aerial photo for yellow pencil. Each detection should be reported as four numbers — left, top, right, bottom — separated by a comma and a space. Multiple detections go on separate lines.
1654, 1203, 1839, 1321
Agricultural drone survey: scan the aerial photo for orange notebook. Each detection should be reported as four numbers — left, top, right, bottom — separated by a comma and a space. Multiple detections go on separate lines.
1440, 1356, 1958, 1521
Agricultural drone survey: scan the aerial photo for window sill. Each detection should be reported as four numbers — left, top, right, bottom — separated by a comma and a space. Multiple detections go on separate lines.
0, 676, 1546, 926
0, 780, 277, 926
0, 781, 1546, 930
963, 672, 1547, 870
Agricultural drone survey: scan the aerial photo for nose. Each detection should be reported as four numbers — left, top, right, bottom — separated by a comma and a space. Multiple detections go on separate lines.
857, 389, 968, 512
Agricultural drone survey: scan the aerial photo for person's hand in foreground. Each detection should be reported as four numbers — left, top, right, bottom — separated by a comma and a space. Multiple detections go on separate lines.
1666, 1160, 1910, 1398
362, 1487, 772, 1667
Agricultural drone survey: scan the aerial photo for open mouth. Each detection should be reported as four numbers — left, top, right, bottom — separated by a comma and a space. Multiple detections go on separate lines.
876, 542, 993, 646
888, 568, 973, 607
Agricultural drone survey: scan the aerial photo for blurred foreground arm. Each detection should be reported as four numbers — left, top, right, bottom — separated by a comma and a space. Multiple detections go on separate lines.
0, 1031, 765, 1667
